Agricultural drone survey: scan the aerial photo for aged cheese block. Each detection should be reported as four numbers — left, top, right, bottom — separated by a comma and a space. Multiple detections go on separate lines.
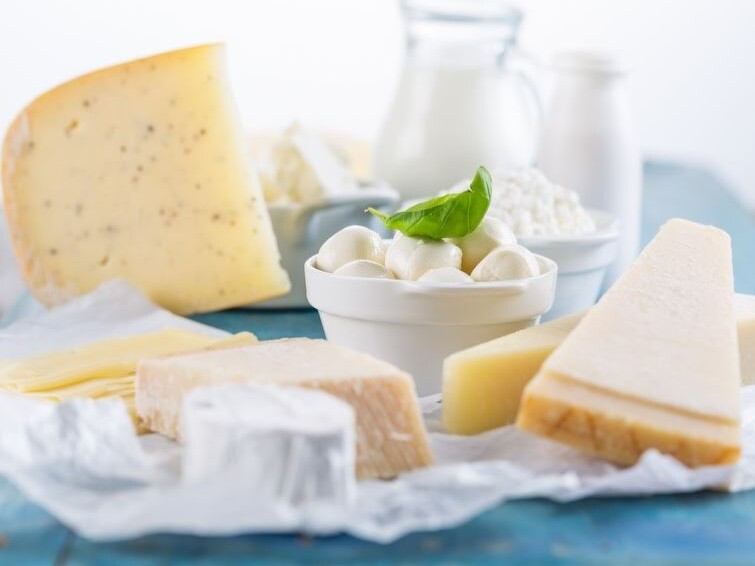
443, 293, 755, 436
2, 44, 289, 314
517, 219, 741, 467
136, 338, 433, 479
737, 293, 755, 385
442, 311, 584, 435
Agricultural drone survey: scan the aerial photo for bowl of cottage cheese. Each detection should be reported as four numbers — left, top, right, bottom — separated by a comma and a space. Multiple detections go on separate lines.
442, 167, 618, 320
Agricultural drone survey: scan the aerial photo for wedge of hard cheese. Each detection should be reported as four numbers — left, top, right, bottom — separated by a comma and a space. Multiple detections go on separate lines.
2, 44, 289, 314
517, 219, 741, 467
736, 293, 755, 386
136, 338, 433, 479
442, 293, 755, 436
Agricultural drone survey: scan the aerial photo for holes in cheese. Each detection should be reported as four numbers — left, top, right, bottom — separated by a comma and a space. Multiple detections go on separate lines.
2, 44, 290, 314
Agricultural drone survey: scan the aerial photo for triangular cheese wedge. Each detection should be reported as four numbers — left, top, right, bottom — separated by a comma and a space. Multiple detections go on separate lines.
517, 218, 740, 467
2, 45, 289, 314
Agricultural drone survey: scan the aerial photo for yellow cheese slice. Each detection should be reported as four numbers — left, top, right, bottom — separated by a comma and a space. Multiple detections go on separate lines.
736, 293, 755, 385
517, 219, 741, 467
136, 338, 433, 479
2, 44, 289, 314
0, 329, 220, 392
442, 293, 755, 436
0, 329, 257, 394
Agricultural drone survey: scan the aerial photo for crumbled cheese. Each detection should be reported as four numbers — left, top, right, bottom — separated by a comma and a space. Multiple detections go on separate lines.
450, 168, 596, 237
257, 124, 360, 204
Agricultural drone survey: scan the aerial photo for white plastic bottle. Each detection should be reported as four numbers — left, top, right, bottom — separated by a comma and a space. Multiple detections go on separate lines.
539, 52, 642, 288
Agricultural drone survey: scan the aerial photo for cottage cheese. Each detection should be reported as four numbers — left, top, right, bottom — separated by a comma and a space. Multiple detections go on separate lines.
452, 168, 596, 237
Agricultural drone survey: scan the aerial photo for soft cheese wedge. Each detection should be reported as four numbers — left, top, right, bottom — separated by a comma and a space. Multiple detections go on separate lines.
517, 219, 741, 467
2, 44, 289, 314
443, 293, 755, 436
736, 293, 755, 386
136, 338, 433, 479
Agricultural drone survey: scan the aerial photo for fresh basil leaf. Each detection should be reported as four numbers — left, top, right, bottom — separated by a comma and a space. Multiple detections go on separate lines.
368, 166, 492, 239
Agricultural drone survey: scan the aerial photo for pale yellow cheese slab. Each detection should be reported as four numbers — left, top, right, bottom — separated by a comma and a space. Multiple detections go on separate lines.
136, 338, 433, 479
442, 312, 584, 435
517, 219, 741, 467
2, 44, 289, 314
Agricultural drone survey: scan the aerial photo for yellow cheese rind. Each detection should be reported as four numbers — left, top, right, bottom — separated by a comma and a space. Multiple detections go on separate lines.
518, 219, 741, 468
442, 312, 583, 435
517, 373, 740, 467
136, 338, 433, 479
736, 293, 755, 385
2, 44, 289, 314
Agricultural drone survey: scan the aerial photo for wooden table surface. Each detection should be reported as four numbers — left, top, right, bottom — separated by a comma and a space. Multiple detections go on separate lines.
1, 162, 754, 565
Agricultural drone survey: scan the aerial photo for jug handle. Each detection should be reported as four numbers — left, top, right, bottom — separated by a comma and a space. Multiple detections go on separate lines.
505, 47, 545, 155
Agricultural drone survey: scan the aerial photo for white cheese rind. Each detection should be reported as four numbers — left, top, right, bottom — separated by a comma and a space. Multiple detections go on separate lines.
2, 44, 289, 314
182, 382, 356, 509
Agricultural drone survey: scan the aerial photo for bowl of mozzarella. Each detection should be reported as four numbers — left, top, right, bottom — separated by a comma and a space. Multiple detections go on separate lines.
305, 220, 557, 396
446, 168, 619, 321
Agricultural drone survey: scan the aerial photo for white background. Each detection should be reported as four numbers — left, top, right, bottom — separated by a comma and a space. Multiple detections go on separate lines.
1, 0, 754, 210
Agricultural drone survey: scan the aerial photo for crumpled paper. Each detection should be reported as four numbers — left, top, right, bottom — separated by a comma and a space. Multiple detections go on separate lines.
0, 280, 753, 543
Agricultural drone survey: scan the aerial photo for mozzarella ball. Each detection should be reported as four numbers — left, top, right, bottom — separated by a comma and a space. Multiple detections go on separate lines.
316, 226, 384, 273
333, 260, 394, 279
418, 267, 474, 284
471, 244, 540, 282
385, 234, 462, 280
450, 217, 517, 273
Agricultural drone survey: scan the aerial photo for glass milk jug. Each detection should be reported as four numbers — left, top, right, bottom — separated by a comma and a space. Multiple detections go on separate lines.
375, 0, 541, 200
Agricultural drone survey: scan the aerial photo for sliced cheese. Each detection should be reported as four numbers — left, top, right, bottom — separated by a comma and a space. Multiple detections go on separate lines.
136, 338, 433, 479
442, 311, 584, 435
736, 293, 755, 385
0, 329, 221, 393
517, 219, 741, 467
2, 44, 289, 314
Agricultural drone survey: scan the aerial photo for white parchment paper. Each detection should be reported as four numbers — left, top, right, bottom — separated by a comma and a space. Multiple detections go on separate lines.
0, 281, 753, 543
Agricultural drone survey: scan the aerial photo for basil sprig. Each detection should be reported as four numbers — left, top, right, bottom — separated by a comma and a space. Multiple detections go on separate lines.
368, 166, 492, 240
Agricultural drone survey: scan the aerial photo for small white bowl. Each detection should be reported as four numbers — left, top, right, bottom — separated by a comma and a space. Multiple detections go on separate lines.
252, 184, 400, 309
305, 254, 557, 395
518, 208, 619, 321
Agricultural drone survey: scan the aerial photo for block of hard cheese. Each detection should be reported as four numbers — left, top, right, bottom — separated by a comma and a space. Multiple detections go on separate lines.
136, 338, 433, 479
2, 44, 289, 314
517, 219, 741, 467
442, 311, 584, 435
736, 293, 755, 385
444, 293, 755, 437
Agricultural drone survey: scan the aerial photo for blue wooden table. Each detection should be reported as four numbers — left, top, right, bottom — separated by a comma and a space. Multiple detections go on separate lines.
1, 162, 754, 565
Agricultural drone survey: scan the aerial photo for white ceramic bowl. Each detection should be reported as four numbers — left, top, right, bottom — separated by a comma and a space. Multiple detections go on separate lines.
252, 184, 400, 309
305, 253, 557, 395
518, 208, 619, 321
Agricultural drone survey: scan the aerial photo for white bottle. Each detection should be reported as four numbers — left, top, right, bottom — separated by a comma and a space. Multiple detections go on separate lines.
539, 52, 641, 287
